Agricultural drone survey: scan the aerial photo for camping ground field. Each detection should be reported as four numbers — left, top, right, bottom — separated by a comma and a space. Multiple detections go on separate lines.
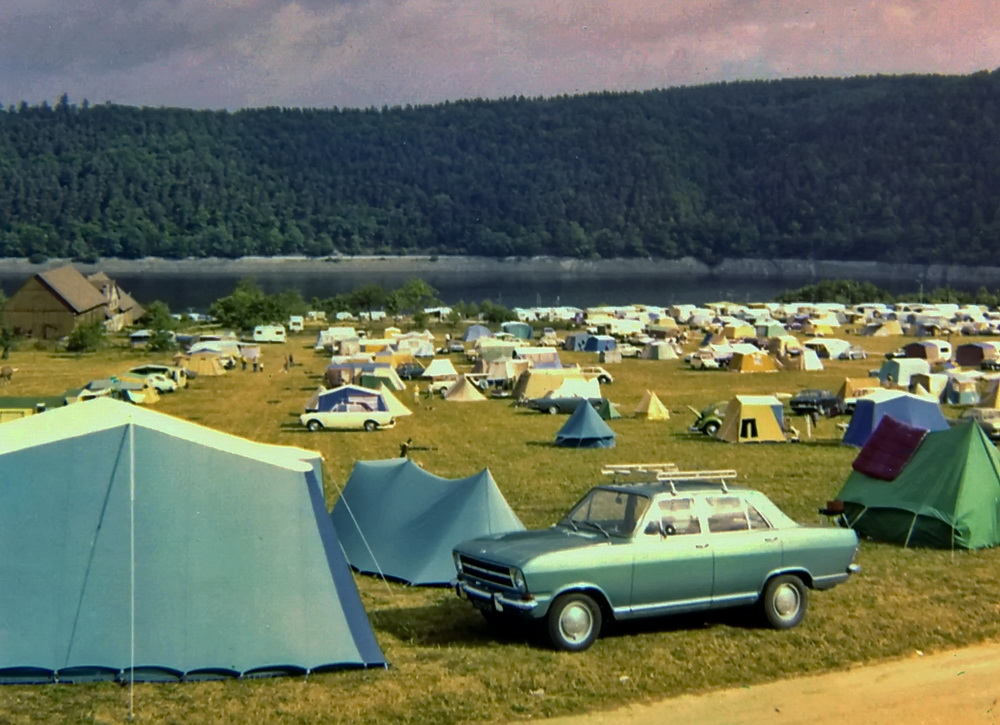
3, 327, 1000, 724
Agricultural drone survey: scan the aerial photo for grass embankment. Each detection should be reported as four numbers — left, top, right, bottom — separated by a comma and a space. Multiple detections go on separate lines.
2, 328, 997, 724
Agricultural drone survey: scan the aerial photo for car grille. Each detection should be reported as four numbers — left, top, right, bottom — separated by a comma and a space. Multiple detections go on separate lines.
458, 554, 513, 588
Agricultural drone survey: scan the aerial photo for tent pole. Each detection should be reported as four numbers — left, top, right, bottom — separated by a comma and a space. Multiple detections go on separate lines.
903, 512, 919, 549
128, 421, 136, 720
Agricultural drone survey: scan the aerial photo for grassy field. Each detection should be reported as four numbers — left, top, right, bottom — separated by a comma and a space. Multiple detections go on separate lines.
2, 327, 998, 724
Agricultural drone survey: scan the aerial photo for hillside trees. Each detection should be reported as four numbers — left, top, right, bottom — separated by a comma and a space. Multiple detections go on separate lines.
0, 72, 996, 264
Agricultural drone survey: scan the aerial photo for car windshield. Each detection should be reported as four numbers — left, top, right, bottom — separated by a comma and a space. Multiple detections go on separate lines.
559, 488, 650, 538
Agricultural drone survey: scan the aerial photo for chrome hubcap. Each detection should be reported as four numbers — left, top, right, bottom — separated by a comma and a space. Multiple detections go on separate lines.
774, 584, 800, 619
560, 603, 593, 643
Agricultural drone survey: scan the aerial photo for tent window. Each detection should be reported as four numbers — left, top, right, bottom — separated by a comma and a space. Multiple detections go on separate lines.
740, 418, 759, 439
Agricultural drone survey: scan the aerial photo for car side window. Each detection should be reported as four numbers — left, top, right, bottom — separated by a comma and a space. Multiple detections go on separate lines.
654, 498, 701, 536
706, 496, 750, 533
747, 504, 772, 530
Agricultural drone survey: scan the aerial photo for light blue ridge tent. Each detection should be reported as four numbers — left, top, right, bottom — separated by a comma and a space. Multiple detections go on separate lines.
331, 459, 524, 585
842, 389, 950, 447
0, 398, 385, 683
555, 402, 617, 448
500, 321, 533, 340
462, 324, 493, 342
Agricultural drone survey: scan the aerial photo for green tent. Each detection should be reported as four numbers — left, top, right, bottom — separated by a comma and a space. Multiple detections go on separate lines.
0, 398, 385, 682
837, 420, 1000, 549
596, 398, 622, 420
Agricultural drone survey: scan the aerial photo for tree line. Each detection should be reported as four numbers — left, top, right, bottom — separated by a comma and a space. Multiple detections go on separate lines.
0, 72, 998, 265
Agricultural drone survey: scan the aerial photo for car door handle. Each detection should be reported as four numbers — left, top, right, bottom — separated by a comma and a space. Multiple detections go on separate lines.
695, 543, 710, 549
765, 537, 778, 543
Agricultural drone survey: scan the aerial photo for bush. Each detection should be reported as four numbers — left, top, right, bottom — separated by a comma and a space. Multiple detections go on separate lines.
65, 322, 106, 352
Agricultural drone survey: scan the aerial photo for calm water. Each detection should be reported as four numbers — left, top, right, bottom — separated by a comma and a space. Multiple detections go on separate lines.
0, 267, 926, 313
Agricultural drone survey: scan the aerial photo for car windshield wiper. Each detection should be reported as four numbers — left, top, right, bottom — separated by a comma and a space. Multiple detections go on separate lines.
560, 518, 580, 532
579, 520, 612, 540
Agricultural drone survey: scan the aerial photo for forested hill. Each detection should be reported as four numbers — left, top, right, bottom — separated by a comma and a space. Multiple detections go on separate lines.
0, 72, 998, 264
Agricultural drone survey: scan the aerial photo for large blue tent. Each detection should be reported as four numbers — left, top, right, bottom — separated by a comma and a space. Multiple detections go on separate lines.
0, 399, 385, 683
555, 402, 617, 448
842, 389, 950, 447
331, 459, 524, 585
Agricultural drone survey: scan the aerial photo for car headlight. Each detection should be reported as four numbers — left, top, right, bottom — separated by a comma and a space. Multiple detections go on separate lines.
453, 551, 463, 574
511, 568, 526, 592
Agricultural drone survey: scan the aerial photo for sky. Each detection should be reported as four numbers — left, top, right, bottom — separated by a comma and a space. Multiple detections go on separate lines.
0, 1, 997, 111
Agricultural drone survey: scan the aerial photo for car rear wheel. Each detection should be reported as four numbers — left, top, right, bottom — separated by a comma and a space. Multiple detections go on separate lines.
703, 421, 720, 436
760, 574, 808, 629
547, 405, 559, 415
547, 593, 601, 652
598, 375, 611, 384
363, 419, 378, 432
306, 419, 323, 432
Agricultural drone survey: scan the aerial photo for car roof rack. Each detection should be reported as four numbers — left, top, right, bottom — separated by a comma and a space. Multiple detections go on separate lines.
652, 469, 738, 495
601, 462, 678, 482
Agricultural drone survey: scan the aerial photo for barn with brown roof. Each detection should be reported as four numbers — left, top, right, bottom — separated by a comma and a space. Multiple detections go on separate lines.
2, 266, 145, 339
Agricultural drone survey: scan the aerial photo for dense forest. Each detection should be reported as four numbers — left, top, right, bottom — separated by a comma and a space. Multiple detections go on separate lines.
0, 72, 997, 264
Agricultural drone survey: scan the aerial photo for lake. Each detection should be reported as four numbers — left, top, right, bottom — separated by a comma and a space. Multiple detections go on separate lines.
0, 256, 982, 312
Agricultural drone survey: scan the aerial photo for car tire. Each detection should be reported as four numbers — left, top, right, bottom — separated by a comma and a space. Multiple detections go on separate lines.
363, 419, 378, 432
760, 574, 808, 629
306, 419, 323, 432
547, 592, 602, 652
598, 375, 611, 384
703, 421, 720, 436
547, 405, 559, 415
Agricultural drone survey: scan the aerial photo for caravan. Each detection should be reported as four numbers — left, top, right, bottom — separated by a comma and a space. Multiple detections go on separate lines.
253, 324, 287, 343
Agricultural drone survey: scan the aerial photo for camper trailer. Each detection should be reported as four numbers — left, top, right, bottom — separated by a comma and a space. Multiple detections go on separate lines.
287, 315, 304, 333
253, 324, 287, 343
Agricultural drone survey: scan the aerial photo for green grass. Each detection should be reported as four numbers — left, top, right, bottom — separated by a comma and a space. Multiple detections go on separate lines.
1, 329, 996, 724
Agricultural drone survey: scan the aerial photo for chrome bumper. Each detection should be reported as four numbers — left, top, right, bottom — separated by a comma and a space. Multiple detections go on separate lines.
455, 580, 538, 612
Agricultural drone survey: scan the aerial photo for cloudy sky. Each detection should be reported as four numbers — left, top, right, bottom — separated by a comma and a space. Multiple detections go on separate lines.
1, 1, 997, 111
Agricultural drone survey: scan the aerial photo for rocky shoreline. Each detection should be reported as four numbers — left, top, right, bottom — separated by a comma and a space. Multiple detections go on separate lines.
2, 255, 1000, 289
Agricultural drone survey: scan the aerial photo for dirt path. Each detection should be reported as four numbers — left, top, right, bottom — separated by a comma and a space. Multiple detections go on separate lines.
538, 641, 1000, 724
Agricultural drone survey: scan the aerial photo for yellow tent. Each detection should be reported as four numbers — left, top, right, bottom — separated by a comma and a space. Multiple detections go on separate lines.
727, 351, 779, 373
861, 320, 904, 337
443, 376, 487, 402
633, 391, 670, 421
175, 352, 227, 377
717, 395, 786, 443
378, 384, 414, 416
512, 369, 586, 400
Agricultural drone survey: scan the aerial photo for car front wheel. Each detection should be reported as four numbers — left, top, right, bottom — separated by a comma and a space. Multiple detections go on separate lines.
547, 593, 602, 652
306, 419, 323, 432
760, 574, 808, 629
547, 405, 559, 415
703, 421, 720, 436
363, 419, 378, 432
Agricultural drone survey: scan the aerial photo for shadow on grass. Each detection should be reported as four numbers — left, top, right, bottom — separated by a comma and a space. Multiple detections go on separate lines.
370, 597, 760, 651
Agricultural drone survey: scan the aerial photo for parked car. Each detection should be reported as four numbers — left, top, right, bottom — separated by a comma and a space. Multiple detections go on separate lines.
981, 360, 1000, 372
395, 362, 426, 380
128, 364, 188, 388
299, 405, 395, 432
523, 396, 605, 415
884, 348, 908, 359
453, 471, 860, 651
119, 371, 177, 394
838, 346, 868, 360
617, 343, 642, 358
580, 366, 614, 384
687, 401, 728, 435
789, 389, 841, 416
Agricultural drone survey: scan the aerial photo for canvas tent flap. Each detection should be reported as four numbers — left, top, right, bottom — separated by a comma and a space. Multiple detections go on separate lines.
851, 416, 929, 481
0, 398, 385, 682
331, 459, 524, 585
